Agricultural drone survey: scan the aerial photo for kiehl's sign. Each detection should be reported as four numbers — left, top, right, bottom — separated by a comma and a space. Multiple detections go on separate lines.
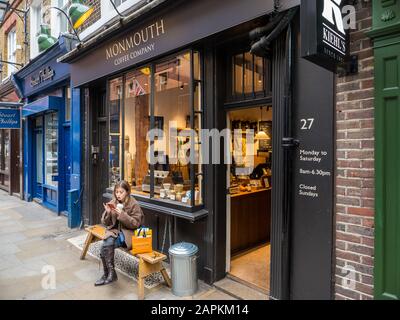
105, 19, 165, 65
301, 0, 351, 72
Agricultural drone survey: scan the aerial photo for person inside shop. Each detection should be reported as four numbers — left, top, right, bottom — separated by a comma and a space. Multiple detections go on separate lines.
95, 180, 144, 286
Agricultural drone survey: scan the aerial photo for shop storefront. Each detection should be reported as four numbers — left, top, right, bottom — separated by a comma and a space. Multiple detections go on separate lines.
0, 80, 22, 196
61, 0, 338, 299
13, 35, 82, 227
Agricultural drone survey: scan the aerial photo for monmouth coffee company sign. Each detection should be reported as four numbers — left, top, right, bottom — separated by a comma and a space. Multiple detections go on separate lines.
69, 0, 298, 87
0, 108, 21, 129
301, 0, 350, 72
104, 19, 165, 67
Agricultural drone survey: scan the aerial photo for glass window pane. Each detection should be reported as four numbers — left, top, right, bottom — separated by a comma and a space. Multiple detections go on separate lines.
0, 130, 3, 171
244, 52, 253, 94
4, 130, 10, 172
35, 117, 43, 127
36, 131, 43, 184
193, 84, 203, 206
108, 77, 123, 187
65, 86, 71, 122
233, 54, 243, 95
153, 52, 191, 205
44, 113, 58, 187
255, 55, 264, 92
193, 51, 201, 81
124, 68, 151, 197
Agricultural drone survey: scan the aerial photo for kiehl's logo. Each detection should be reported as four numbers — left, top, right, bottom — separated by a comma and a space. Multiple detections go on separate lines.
321, 0, 347, 56
322, 0, 346, 34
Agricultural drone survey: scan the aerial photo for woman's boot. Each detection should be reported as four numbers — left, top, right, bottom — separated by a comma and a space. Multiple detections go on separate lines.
104, 246, 118, 285
94, 247, 109, 286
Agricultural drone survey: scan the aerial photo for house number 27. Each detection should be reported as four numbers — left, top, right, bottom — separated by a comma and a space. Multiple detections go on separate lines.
300, 118, 314, 130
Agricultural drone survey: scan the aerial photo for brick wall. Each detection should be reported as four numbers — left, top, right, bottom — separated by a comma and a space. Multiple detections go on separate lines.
0, 0, 28, 81
335, 0, 375, 300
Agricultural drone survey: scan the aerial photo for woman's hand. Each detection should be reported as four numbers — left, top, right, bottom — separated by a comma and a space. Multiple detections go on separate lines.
114, 208, 122, 217
103, 203, 111, 214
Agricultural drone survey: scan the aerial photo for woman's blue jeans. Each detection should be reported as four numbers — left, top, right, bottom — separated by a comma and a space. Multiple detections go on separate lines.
102, 234, 125, 249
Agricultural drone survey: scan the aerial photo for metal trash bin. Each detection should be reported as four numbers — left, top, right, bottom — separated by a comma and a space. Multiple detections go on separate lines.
169, 242, 199, 296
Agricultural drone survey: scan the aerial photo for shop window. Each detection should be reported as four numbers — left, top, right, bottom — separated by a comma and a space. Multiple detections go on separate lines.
229, 50, 271, 102
124, 68, 151, 197
36, 131, 43, 185
44, 113, 58, 187
109, 50, 204, 208
108, 77, 123, 187
0, 130, 11, 188
151, 51, 203, 206
0, 130, 3, 172
65, 86, 71, 122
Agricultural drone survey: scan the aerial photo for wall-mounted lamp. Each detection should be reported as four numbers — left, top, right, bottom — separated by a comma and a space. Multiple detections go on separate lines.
39, 1, 94, 51
37, 24, 57, 52
0, 53, 24, 74
0, 0, 29, 24
68, 0, 94, 29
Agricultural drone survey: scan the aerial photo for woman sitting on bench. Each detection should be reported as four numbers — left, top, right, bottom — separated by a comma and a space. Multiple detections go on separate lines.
95, 180, 144, 286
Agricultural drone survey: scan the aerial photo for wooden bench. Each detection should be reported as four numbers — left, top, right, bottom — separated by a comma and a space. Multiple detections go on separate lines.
81, 225, 172, 300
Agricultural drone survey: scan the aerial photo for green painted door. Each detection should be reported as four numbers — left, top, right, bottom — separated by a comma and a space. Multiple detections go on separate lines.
375, 42, 400, 300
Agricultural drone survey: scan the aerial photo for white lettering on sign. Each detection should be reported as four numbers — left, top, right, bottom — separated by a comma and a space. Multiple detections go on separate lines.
322, 24, 346, 55
106, 19, 165, 61
322, 0, 345, 35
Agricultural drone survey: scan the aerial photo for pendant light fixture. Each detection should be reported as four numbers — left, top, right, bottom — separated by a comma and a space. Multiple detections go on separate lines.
69, 0, 94, 29
37, 24, 58, 52
255, 106, 270, 140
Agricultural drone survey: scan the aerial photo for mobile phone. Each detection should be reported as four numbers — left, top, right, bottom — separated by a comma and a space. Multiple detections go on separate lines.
107, 203, 116, 210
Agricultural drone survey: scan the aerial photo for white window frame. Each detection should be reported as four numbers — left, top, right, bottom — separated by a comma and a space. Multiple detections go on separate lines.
30, 0, 42, 59
7, 28, 17, 77
51, 0, 69, 38
80, 0, 141, 40
113, 0, 128, 7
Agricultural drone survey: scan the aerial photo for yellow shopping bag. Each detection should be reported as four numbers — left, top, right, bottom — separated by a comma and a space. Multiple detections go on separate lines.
131, 227, 153, 255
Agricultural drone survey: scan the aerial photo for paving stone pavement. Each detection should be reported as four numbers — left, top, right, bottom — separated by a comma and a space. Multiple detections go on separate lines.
0, 191, 235, 300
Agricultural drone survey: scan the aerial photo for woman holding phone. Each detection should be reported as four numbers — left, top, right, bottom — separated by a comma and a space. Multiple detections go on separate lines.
95, 180, 144, 286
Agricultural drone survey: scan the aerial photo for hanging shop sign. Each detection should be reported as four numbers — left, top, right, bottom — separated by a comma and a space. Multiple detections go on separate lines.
0, 108, 21, 129
301, 0, 350, 72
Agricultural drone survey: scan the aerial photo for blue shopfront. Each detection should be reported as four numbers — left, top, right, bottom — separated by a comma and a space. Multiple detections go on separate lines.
13, 35, 82, 228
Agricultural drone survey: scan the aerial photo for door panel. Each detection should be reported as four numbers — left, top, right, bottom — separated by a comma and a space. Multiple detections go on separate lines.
34, 129, 43, 198
92, 90, 109, 224
375, 43, 400, 300
64, 126, 71, 211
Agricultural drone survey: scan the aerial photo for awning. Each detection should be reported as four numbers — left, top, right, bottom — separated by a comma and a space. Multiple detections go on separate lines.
22, 96, 64, 117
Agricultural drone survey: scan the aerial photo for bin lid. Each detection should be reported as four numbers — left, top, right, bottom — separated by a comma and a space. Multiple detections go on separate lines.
169, 242, 198, 256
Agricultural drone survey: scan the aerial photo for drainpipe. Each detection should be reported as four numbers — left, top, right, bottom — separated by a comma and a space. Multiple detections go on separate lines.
250, 7, 298, 57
